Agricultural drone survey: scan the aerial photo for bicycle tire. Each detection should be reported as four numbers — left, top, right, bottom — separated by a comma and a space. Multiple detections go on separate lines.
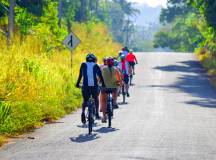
130, 75, 133, 85
88, 101, 94, 134
88, 112, 92, 134
107, 110, 112, 128
122, 86, 126, 104
88, 117, 93, 134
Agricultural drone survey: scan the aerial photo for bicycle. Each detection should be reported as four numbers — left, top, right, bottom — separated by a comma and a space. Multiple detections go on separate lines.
103, 88, 115, 128
121, 84, 126, 104
129, 74, 133, 86
128, 62, 135, 85
86, 96, 96, 134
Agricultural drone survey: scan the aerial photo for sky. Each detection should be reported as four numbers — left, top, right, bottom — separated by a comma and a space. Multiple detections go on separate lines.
128, 0, 167, 7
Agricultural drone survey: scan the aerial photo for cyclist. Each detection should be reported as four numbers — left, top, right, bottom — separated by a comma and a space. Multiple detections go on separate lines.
76, 53, 105, 124
126, 51, 138, 75
122, 47, 129, 57
100, 57, 108, 69
114, 58, 123, 97
100, 57, 121, 122
118, 55, 130, 97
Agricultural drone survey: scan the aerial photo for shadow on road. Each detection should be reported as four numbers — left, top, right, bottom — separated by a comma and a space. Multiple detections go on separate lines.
124, 156, 157, 160
118, 102, 129, 105
153, 60, 216, 108
94, 127, 119, 134
70, 133, 100, 143
154, 60, 206, 73
77, 122, 101, 129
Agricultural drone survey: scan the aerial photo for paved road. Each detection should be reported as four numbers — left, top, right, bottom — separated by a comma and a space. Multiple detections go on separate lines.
1, 52, 216, 160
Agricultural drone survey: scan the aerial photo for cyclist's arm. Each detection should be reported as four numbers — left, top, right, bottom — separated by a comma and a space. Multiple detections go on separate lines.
76, 63, 84, 87
96, 65, 105, 87
133, 54, 138, 64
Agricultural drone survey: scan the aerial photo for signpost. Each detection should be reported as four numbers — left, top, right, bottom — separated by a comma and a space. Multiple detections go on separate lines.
63, 32, 81, 76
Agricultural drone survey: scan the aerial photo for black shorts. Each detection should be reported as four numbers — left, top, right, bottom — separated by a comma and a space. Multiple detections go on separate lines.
82, 86, 98, 101
128, 62, 135, 67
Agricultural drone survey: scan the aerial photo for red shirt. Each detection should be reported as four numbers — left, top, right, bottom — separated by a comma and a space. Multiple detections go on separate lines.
126, 53, 137, 62
122, 60, 126, 70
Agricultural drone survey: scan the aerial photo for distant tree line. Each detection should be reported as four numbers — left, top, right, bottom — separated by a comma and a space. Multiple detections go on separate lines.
154, 0, 216, 56
0, 0, 139, 46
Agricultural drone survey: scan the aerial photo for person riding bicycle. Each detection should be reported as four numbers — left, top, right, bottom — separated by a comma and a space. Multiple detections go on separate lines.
122, 47, 129, 57
100, 57, 121, 123
118, 55, 130, 97
100, 57, 108, 69
126, 51, 138, 75
76, 53, 105, 124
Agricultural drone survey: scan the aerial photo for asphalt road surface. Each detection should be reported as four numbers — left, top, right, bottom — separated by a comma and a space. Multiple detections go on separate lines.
1, 52, 216, 160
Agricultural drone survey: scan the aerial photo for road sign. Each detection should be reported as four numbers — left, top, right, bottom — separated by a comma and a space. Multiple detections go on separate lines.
63, 32, 80, 51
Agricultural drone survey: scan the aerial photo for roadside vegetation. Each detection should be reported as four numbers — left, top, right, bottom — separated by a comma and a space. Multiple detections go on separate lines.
153, 0, 216, 82
0, 0, 140, 141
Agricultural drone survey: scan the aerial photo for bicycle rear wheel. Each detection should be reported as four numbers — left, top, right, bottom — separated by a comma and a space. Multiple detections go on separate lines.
88, 117, 93, 134
107, 109, 112, 128
88, 102, 94, 134
122, 86, 126, 104
129, 75, 133, 85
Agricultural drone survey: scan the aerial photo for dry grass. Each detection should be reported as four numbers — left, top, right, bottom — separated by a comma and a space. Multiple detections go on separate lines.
0, 22, 121, 135
196, 48, 216, 88
0, 135, 7, 147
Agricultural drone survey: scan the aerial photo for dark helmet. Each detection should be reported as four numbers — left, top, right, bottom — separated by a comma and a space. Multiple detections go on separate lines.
107, 57, 114, 67
124, 46, 129, 52
86, 53, 96, 62
118, 51, 123, 57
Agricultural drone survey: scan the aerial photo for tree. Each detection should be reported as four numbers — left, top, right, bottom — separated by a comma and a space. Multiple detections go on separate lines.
8, 0, 15, 42
58, 0, 63, 27
160, 0, 192, 24
75, 0, 88, 22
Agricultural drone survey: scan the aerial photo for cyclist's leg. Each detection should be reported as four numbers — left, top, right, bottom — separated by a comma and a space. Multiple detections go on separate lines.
100, 89, 108, 122
112, 89, 118, 108
92, 87, 100, 119
124, 75, 130, 96
131, 62, 135, 74
81, 87, 90, 123
128, 64, 133, 76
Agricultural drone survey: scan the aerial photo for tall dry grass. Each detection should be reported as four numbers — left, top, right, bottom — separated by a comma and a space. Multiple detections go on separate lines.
0, 22, 121, 134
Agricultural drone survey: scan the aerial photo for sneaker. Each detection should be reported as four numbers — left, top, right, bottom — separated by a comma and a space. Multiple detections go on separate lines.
81, 113, 86, 124
101, 118, 107, 123
126, 92, 130, 97
113, 104, 119, 109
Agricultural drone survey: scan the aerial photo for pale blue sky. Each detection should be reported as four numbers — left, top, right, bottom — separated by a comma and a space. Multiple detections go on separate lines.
128, 0, 167, 7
